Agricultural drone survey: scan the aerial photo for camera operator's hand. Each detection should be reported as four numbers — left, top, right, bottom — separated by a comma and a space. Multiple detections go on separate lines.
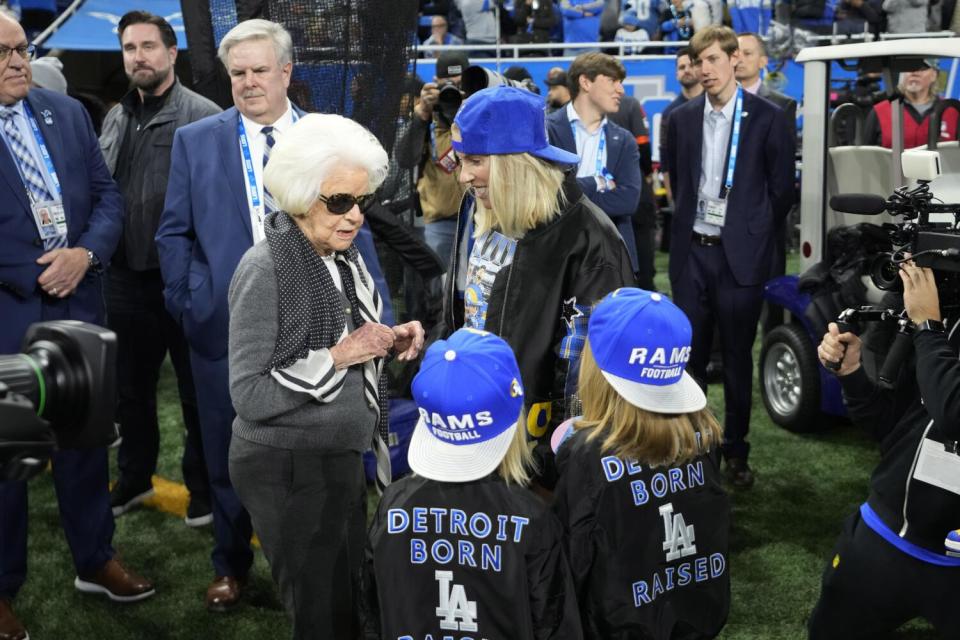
329, 322, 395, 370
818, 322, 862, 376
415, 82, 439, 122
900, 260, 942, 325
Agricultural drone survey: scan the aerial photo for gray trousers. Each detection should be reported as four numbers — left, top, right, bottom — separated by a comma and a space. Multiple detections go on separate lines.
229, 436, 367, 640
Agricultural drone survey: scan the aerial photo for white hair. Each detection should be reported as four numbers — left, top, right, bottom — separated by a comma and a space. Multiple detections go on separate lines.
217, 18, 293, 68
263, 113, 389, 216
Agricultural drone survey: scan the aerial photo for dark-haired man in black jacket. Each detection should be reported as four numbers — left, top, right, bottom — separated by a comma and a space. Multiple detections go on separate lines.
811, 259, 960, 639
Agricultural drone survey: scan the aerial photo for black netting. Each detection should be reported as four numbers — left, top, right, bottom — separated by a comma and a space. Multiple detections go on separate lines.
183, 0, 419, 152
264, 0, 419, 153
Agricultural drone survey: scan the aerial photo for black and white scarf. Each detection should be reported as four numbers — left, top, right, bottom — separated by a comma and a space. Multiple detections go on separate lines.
263, 211, 392, 492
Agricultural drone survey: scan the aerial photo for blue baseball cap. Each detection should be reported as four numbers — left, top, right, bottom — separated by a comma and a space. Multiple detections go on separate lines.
408, 328, 525, 482
588, 288, 706, 414
452, 86, 580, 165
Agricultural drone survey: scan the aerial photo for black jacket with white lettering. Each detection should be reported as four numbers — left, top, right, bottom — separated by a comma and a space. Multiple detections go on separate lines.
553, 429, 730, 640
838, 326, 960, 556
365, 473, 583, 640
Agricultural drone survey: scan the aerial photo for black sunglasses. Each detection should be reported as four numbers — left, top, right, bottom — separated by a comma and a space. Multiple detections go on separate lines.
317, 192, 377, 215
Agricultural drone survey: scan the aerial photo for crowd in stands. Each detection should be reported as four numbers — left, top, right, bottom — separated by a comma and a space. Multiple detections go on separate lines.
418, 0, 955, 56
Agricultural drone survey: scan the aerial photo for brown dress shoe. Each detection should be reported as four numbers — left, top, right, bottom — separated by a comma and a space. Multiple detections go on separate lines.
0, 599, 27, 640
74, 557, 155, 603
205, 576, 245, 612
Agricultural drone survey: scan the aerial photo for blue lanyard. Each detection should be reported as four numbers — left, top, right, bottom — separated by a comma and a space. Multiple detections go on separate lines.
21, 102, 62, 199
430, 121, 439, 162
237, 117, 263, 209
570, 120, 612, 180
237, 111, 299, 209
722, 87, 744, 198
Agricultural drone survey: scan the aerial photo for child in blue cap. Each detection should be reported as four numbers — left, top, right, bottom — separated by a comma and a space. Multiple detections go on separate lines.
552, 287, 730, 639
365, 328, 583, 639
442, 84, 635, 490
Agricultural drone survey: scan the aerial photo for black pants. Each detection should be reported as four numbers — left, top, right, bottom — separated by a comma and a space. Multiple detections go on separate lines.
230, 438, 367, 640
632, 199, 658, 291
671, 244, 763, 462
106, 266, 209, 497
808, 510, 960, 639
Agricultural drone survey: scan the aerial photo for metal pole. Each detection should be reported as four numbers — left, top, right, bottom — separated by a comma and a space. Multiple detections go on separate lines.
32, 0, 85, 48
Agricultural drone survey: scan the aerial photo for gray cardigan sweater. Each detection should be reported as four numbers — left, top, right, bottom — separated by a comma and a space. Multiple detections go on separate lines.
227, 241, 376, 452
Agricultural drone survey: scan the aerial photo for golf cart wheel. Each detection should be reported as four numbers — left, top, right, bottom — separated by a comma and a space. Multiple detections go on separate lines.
760, 323, 822, 433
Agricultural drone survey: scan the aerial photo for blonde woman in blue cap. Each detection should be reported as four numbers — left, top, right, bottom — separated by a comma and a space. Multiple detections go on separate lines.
552, 287, 730, 639
365, 328, 583, 639
442, 85, 635, 490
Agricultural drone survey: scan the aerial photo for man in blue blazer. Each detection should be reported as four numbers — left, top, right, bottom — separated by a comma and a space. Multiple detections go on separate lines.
157, 18, 301, 612
546, 52, 641, 273
0, 14, 154, 639
666, 26, 795, 488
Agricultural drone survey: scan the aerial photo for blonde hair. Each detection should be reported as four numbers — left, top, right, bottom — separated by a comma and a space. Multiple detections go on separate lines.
263, 113, 388, 216
450, 128, 566, 239
497, 409, 537, 486
576, 341, 722, 467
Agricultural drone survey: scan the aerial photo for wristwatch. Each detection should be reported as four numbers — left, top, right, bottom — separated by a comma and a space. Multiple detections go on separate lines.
85, 248, 101, 271
915, 319, 945, 334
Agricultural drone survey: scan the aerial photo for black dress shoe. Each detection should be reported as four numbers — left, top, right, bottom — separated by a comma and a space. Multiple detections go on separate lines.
725, 458, 755, 489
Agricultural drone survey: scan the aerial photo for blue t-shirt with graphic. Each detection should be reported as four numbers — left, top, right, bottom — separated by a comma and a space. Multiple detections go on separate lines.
463, 230, 517, 330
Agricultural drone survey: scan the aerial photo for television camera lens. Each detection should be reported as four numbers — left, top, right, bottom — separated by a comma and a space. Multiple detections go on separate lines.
870, 253, 904, 292
0, 321, 117, 481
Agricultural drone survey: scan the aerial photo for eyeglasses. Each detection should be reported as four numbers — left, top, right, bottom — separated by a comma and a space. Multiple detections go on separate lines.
0, 44, 35, 63
317, 192, 377, 215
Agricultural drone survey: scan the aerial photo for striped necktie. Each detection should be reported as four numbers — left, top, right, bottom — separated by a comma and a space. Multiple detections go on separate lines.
262, 125, 278, 214
0, 106, 66, 249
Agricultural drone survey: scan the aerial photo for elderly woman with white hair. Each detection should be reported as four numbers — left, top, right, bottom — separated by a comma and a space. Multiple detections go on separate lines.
226, 113, 424, 639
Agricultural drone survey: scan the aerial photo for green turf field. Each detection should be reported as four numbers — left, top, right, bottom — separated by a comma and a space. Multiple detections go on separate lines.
13, 252, 939, 639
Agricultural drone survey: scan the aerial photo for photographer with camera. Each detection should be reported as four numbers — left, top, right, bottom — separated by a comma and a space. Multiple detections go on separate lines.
809, 259, 960, 639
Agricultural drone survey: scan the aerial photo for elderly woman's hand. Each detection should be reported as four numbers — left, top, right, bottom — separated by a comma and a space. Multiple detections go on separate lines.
392, 321, 425, 361
329, 322, 396, 370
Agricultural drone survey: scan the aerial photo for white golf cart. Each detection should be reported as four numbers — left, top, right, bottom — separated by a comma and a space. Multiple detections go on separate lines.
758, 38, 960, 432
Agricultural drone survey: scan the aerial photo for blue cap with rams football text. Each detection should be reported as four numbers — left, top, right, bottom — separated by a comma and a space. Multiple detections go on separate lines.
452, 86, 580, 165
588, 288, 707, 414
407, 328, 525, 482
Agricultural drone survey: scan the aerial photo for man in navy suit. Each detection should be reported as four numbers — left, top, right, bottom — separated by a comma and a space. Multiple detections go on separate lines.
0, 13, 154, 640
666, 26, 795, 488
156, 18, 301, 612
546, 52, 642, 273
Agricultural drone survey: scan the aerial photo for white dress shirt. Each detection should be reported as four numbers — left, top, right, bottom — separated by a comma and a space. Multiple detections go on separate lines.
567, 101, 608, 180
695, 89, 738, 236
239, 100, 295, 243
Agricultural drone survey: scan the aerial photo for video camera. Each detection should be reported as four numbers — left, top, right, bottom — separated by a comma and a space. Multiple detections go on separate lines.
828, 149, 960, 385
436, 65, 539, 121
830, 73, 885, 110
0, 321, 118, 481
